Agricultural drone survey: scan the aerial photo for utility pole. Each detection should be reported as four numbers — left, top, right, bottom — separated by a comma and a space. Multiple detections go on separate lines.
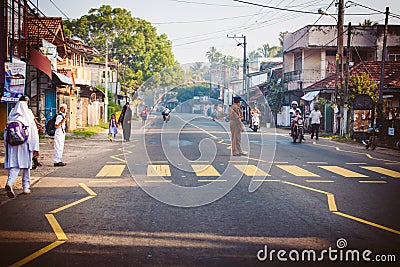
227, 35, 247, 100
0, 0, 5, 91
378, 7, 389, 130
343, 22, 351, 136
105, 39, 109, 121
337, 0, 344, 135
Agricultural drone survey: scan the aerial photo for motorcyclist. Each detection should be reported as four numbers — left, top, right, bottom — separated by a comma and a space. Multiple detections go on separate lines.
250, 105, 261, 130
290, 101, 302, 136
162, 106, 170, 121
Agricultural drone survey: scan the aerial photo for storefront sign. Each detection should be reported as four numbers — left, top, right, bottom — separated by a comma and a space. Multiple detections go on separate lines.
1, 60, 26, 102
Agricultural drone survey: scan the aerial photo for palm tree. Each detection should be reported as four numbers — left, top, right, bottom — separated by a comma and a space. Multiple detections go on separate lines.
248, 50, 260, 61
190, 62, 206, 81
279, 31, 288, 46
205, 47, 222, 64
359, 19, 378, 26
257, 44, 270, 58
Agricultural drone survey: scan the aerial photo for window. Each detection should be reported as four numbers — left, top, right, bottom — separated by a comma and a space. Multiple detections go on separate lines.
294, 52, 302, 71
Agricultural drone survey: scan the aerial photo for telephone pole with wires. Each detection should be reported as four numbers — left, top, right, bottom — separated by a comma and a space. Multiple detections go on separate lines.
227, 35, 248, 102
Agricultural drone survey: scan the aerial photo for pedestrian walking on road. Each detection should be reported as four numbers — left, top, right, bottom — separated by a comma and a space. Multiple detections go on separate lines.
141, 106, 148, 126
310, 104, 322, 140
4, 98, 39, 198
230, 96, 247, 156
123, 103, 132, 142
53, 104, 68, 167
118, 103, 129, 127
108, 114, 118, 141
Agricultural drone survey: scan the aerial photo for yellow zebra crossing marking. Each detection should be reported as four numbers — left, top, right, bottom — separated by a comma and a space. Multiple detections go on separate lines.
234, 165, 270, 176
360, 167, 400, 178
192, 165, 221, 176
147, 165, 171, 176
96, 165, 125, 177
319, 166, 367, 178
276, 165, 319, 177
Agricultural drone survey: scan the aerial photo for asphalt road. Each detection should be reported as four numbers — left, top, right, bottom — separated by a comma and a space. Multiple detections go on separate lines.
0, 112, 399, 267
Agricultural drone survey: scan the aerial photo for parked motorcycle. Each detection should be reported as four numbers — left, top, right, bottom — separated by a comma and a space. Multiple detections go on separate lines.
292, 116, 304, 143
251, 113, 260, 132
362, 127, 378, 150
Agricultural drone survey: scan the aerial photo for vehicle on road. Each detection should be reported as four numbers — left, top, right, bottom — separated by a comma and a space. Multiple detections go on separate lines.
250, 112, 260, 132
362, 127, 378, 150
292, 115, 304, 143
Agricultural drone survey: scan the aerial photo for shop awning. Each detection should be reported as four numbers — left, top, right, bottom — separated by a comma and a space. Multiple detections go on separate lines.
301, 90, 320, 101
52, 71, 73, 85
29, 47, 52, 78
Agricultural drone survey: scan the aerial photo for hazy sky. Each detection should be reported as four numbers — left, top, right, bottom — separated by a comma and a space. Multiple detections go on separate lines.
37, 0, 400, 64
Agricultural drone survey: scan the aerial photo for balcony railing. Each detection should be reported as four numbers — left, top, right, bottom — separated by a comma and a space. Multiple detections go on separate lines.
284, 69, 335, 83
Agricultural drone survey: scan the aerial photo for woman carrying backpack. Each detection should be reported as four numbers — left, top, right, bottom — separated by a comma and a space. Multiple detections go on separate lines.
4, 97, 39, 198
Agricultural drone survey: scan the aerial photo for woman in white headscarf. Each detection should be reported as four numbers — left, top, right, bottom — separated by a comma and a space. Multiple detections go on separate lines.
4, 98, 39, 198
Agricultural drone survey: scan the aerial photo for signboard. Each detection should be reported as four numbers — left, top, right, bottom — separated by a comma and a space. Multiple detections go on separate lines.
353, 94, 374, 133
388, 127, 395, 136
1, 60, 26, 102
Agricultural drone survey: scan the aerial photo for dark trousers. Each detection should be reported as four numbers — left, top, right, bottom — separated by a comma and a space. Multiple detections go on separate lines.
311, 123, 320, 140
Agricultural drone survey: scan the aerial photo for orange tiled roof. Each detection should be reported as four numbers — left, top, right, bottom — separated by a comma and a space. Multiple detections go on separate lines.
305, 61, 400, 90
26, 16, 65, 46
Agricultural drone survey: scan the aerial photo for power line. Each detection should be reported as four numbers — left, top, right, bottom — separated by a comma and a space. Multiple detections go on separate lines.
233, 0, 320, 15
166, 0, 252, 8
152, 12, 268, 24
48, 0, 71, 21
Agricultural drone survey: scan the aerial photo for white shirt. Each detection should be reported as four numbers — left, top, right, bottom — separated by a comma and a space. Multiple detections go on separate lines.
55, 113, 66, 134
310, 109, 322, 124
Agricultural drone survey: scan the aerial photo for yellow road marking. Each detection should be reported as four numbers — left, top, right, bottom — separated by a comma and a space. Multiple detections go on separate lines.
327, 194, 338, 212
147, 165, 171, 176
198, 179, 227, 182
234, 165, 270, 176
9, 241, 66, 267
144, 180, 172, 183
79, 183, 97, 196
49, 196, 95, 214
306, 180, 335, 183
319, 166, 367, 178
96, 165, 125, 177
307, 162, 328, 164
45, 214, 68, 240
218, 140, 224, 144
282, 181, 329, 195
227, 145, 232, 149
333, 212, 400, 235
192, 165, 220, 176
277, 165, 319, 177
358, 180, 387, 184
361, 167, 400, 178
346, 162, 367, 165
110, 154, 127, 163
270, 161, 288, 164
89, 180, 117, 183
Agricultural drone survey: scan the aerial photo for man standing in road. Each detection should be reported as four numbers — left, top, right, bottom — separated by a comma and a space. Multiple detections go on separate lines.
310, 104, 322, 140
230, 96, 246, 156
53, 104, 68, 166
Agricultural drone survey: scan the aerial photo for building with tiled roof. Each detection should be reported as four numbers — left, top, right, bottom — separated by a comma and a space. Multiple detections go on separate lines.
305, 61, 400, 91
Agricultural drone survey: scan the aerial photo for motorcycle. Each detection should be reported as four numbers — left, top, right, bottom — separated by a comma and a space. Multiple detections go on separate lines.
163, 113, 170, 123
251, 113, 260, 132
362, 127, 378, 150
292, 116, 304, 143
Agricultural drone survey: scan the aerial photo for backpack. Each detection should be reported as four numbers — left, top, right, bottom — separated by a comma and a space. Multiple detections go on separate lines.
5, 121, 29, 146
45, 113, 63, 136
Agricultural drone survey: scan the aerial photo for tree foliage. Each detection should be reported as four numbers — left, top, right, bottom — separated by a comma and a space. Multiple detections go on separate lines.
175, 84, 219, 103
64, 5, 178, 94
340, 72, 378, 108
265, 81, 285, 116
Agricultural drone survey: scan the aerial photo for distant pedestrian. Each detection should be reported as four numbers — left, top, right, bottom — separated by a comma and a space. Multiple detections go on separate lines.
310, 104, 322, 140
123, 103, 132, 141
230, 96, 247, 156
141, 106, 148, 126
108, 114, 118, 141
53, 104, 68, 167
4, 97, 39, 198
118, 102, 129, 127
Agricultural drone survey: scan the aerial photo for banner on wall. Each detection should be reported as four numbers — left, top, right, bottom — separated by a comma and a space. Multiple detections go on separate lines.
1, 59, 26, 102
